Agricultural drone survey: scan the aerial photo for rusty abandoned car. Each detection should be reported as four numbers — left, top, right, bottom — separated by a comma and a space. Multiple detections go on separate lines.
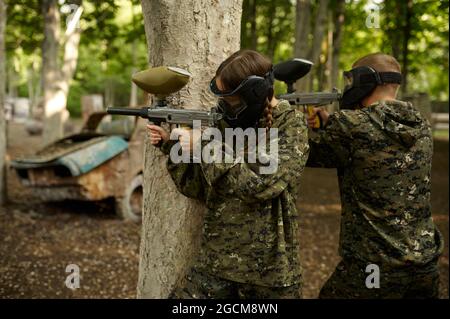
10, 113, 146, 222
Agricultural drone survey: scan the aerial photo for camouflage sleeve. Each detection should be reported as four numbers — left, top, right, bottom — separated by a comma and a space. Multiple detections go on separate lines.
200, 109, 309, 202
161, 139, 207, 201
307, 111, 354, 168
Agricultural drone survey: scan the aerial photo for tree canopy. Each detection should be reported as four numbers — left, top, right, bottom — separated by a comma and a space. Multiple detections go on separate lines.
5, 0, 449, 117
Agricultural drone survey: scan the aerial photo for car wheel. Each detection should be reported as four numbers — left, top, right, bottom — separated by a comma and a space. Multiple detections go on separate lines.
115, 174, 143, 222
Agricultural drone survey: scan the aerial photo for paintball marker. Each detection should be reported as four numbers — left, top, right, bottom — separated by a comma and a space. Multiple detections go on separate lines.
106, 66, 222, 127
274, 59, 341, 129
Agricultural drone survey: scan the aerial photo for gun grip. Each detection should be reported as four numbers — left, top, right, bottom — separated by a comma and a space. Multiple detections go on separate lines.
307, 106, 321, 129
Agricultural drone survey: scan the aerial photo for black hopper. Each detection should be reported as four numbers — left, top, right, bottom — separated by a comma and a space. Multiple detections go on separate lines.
274, 58, 313, 93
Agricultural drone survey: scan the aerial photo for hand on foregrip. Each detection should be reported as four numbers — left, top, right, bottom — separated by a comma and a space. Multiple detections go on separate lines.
307, 106, 321, 129
307, 107, 329, 129
147, 124, 169, 146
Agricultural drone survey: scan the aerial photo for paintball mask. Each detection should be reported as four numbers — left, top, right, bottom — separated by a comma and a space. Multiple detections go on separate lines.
340, 66, 402, 109
209, 69, 275, 129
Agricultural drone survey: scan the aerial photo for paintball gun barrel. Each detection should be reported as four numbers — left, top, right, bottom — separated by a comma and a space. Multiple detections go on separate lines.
279, 89, 341, 128
107, 106, 222, 127
278, 90, 342, 107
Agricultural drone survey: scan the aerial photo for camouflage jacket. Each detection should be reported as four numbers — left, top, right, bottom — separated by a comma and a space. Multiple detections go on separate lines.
160, 100, 309, 287
307, 100, 444, 268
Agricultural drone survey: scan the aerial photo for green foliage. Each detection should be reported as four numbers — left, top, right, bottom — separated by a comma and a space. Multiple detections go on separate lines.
240, 0, 448, 100
5, 0, 449, 116
6, 0, 148, 117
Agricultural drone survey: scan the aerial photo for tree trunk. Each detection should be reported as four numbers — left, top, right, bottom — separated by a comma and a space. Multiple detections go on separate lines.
294, 0, 311, 59
249, 0, 257, 50
137, 0, 242, 299
266, 1, 276, 59
294, 0, 311, 92
401, 0, 412, 96
41, 0, 61, 143
331, 0, 344, 89
307, 0, 328, 91
129, 40, 138, 107
325, 10, 333, 91
0, 0, 7, 205
310, 0, 329, 66
42, 1, 81, 145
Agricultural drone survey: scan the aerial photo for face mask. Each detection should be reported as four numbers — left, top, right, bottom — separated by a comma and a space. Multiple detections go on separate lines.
217, 98, 265, 129
210, 69, 274, 129
340, 66, 402, 109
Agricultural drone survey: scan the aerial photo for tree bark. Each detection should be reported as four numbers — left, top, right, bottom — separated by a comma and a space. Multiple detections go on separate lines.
0, 0, 7, 205
137, 0, 242, 299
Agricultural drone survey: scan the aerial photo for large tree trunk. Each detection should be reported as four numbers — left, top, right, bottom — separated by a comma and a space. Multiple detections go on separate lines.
0, 0, 6, 205
137, 0, 242, 299
42, 1, 81, 145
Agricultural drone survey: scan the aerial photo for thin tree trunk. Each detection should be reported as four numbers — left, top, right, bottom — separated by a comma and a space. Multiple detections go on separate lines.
130, 40, 138, 107
7, 63, 17, 98
266, 1, 276, 59
325, 10, 333, 91
137, 0, 242, 299
331, 0, 344, 89
0, 0, 7, 205
299, 0, 328, 91
309, 0, 329, 91
309, 0, 329, 65
249, 0, 257, 50
294, 0, 311, 59
294, 0, 311, 92
401, 0, 412, 96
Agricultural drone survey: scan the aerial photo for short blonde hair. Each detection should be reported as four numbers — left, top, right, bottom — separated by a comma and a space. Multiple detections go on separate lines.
353, 52, 401, 73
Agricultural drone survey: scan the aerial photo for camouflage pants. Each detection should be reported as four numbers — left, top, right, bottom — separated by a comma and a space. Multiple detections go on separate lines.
319, 258, 440, 299
169, 266, 302, 299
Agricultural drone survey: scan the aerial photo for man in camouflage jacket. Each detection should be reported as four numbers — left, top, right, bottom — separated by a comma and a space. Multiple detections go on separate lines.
307, 53, 443, 299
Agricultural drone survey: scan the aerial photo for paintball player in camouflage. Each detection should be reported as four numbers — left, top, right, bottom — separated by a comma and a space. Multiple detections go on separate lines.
148, 49, 309, 298
307, 52, 444, 299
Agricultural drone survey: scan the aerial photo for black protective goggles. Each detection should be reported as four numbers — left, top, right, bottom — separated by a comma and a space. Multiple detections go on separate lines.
343, 66, 402, 87
209, 70, 274, 97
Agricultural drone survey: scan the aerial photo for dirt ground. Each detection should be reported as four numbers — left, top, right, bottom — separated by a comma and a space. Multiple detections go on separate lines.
0, 121, 448, 299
